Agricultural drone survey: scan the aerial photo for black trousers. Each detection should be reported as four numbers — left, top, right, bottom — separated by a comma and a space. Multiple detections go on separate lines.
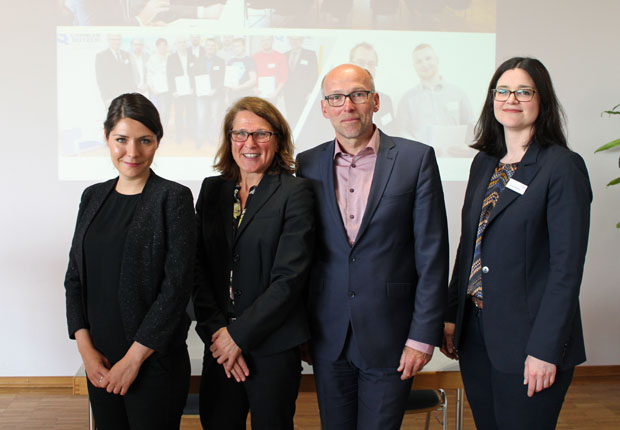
87, 346, 190, 430
459, 302, 574, 430
199, 347, 302, 430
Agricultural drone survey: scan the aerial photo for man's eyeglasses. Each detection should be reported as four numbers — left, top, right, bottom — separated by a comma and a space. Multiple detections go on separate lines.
324, 91, 374, 107
492, 88, 537, 102
229, 129, 276, 143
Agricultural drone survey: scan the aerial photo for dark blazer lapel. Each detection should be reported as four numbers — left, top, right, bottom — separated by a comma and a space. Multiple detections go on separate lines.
487, 143, 543, 226
220, 179, 236, 250
354, 131, 396, 245
235, 173, 281, 243
320, 140, 349, 244
467, 154, 497, 237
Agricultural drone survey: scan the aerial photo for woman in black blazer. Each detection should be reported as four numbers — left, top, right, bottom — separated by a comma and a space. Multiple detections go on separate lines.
441, 58, 592, 429
64, 93, 196, 429
193, 97, 315, 430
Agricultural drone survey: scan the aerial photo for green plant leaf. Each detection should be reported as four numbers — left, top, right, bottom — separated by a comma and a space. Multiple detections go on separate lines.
607, 177, 620, 186
601, 103, 620, 116
595, 138, 620, 152
616, 222, 620, 228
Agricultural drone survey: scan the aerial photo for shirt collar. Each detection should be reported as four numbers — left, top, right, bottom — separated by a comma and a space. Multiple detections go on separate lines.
333, 125, 380, 159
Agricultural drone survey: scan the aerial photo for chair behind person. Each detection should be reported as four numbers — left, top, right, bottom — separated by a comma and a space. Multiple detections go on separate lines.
402, 389, 447, 430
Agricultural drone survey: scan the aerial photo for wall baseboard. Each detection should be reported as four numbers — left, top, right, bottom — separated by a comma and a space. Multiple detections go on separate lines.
0, 377, 73, 389
2, 365, 618, 393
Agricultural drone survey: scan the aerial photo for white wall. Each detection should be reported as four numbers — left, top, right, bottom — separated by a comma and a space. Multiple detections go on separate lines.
1, 0, 618, 377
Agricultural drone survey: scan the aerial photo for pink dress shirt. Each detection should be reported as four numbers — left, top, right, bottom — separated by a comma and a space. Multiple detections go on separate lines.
332, 127, 434, 356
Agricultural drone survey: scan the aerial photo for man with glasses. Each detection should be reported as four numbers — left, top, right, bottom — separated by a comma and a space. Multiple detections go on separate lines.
296, 64, 449, 430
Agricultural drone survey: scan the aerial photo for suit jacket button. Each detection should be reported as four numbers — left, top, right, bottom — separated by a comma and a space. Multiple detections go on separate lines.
482, 266, 489, 274
351, 257, 357, 263
348, 291, 356, 298
233, 254, 240, 263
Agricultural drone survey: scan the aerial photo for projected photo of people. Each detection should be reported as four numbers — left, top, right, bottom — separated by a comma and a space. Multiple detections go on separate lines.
60, 0, 229, 26
244, 0, 495, 31
57, 0, 497, 181
283, 36, 318, 128
394, 43, 475, 157
57, 30, 328, 179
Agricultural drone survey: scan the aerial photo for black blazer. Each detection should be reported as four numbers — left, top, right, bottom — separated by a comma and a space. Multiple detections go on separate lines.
193, 173, 315, 356
64, 171, 197, 353
297, 131, 449, 368
446, 142, 592, 372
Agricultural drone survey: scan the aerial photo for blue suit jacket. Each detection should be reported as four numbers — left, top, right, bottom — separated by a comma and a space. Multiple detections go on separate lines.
297, 130, 449, 368
446, 142, 591, 372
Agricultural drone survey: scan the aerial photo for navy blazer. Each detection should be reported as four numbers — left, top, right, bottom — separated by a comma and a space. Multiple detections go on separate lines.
192, 173, 315, 357
446, 142, 592, 373
296, 131, 449, 368
64, 171, 197, 353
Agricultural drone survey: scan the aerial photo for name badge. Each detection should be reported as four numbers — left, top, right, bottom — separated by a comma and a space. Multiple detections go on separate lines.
506, 178, 527, 195
300, 59, 308, 65
268, 63, 276, 69
213, 66, 220, 70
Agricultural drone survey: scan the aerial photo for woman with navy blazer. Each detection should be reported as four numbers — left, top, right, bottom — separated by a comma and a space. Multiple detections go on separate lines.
64, 93, 196, 429
192, 97, 315, 430
441, 58, 592, 429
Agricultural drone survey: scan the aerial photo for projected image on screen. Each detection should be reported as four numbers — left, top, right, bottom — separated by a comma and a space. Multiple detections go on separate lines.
244, 0, 495, 32
62, 0, 229, 26
57, 0, 495, 181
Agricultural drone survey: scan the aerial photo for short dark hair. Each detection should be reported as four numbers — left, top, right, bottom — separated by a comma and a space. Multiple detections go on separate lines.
472, 57, 567, 157
214, 97, 295, 180
104, 93, 163, 142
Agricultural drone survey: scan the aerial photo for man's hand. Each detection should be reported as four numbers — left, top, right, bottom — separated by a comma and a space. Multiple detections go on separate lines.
397, 346, 432, 380
524, 355, 557, 397
440, 322, 458, 359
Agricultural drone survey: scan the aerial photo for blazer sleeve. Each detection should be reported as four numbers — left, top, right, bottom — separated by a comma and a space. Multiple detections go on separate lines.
408, 146, 449, 346
133, 186, 197, 352
228, 180, 315, 351
192, 180, 228, 344
64, 189, 91, 339
525, 151, 592, 364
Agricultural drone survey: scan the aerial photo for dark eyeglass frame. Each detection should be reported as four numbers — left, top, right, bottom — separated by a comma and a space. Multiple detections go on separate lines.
229, 129, 277, 143
324, 90, 375, 107
492, 88, 537, 102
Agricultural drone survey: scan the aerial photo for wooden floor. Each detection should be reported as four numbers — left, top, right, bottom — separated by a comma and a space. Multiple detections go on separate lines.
1, 377, 618, 429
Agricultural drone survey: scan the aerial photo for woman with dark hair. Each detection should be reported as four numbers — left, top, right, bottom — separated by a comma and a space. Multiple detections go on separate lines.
64, 93, 196, 429
193, 96, 315, 430
441, 57, 592, 429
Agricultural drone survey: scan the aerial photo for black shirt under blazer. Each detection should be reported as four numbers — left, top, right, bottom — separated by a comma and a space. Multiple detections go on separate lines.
446, 142, 592, 373
65, 171, 197, 353
193, 173, 315, 357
